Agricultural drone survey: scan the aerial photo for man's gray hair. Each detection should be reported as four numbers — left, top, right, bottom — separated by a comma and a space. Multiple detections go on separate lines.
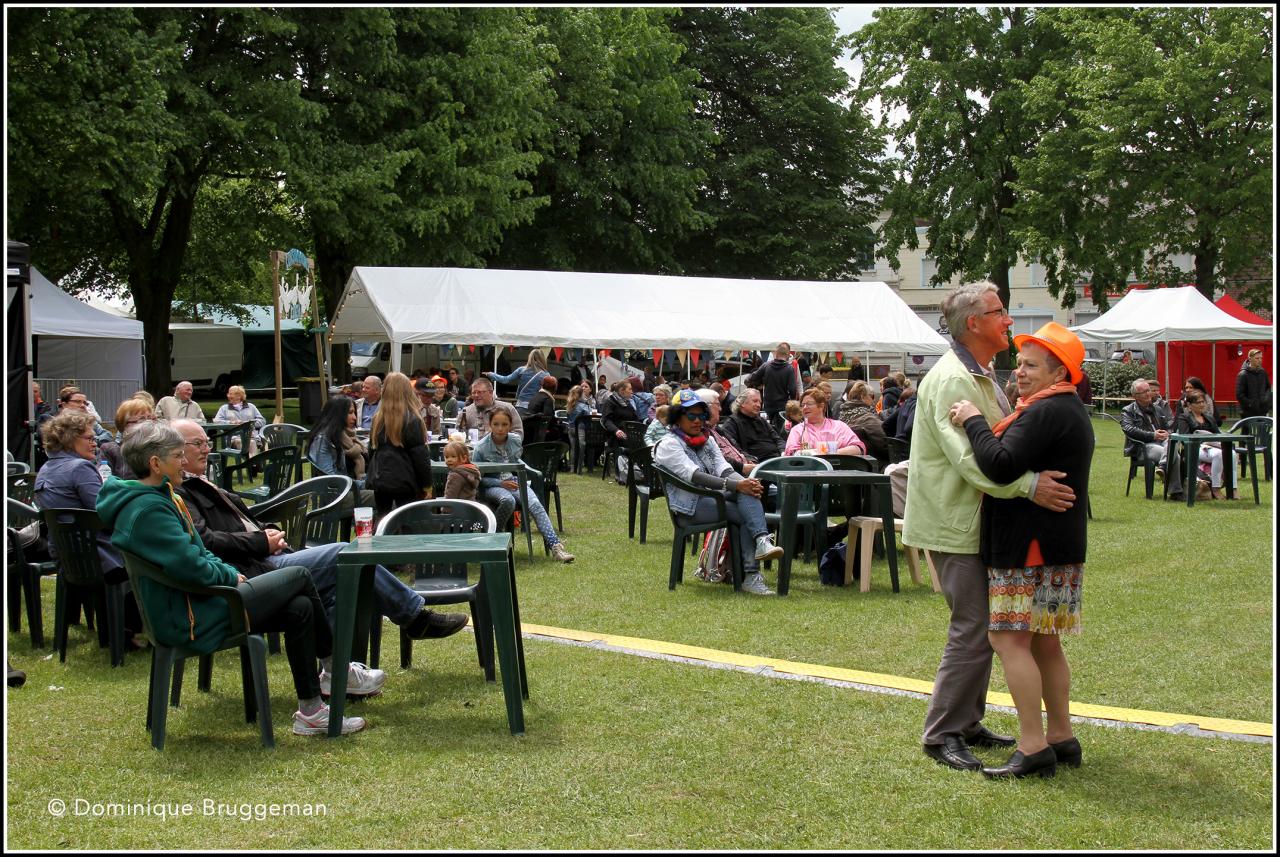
1130, 378, 1150, 396
942, 281, 999, 340
470, 376, 493, 391
122, 419, 184, 477
363, 375, 383, 390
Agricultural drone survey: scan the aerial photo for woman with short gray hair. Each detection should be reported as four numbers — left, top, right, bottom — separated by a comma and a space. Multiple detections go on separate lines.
98, 420, 368, 736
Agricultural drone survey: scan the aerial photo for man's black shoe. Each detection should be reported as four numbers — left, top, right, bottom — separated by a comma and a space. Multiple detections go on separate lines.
923, 736, 982, 771
967, 724, 1016, 748
7, 661, 27, 688
407, 608, 468, 640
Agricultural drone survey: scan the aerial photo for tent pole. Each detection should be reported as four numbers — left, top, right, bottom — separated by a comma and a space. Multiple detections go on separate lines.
1211, 344, 1216, 405
271, 250, 284, 424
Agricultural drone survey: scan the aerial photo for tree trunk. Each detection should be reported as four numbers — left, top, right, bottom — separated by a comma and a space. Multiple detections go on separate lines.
313, 231, 356, 384
1194, 233, 1218, 301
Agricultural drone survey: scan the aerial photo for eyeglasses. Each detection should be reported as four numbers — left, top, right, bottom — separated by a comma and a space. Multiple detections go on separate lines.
77, 433, 97, 443
981, 307, 1011, 318
184, 439, 211, 449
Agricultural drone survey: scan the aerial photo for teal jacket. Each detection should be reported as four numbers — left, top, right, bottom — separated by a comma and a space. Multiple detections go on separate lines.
96, 476, 241, 654
902, 347, 1034, 554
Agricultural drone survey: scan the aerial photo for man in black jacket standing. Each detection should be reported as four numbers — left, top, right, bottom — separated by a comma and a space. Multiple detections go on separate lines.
747, 342, 800, 434
720, 389, 784, 463
1236, 349, 1272, 418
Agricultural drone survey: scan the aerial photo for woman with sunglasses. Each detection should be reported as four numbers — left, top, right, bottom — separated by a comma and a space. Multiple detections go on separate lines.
1173, 389, 1226, 499
653, 389, 785, 596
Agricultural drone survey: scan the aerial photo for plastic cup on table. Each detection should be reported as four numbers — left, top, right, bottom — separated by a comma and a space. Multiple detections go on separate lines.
469, 428, 480, 444
354, 507, 374, 540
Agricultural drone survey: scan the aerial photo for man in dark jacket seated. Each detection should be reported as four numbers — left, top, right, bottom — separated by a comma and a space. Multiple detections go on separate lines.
1119, 379, 1179, 497
171, 420, 467, 656
720, 389, 784, 463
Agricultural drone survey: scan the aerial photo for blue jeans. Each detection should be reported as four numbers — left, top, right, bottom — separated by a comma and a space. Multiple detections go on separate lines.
480, 481, 562, 548
676, 494, 769, 573
265, 543, 423, 627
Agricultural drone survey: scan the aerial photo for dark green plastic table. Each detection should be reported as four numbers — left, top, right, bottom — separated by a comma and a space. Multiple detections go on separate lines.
329, 532, 527, 736
1166, 432, 1258, 507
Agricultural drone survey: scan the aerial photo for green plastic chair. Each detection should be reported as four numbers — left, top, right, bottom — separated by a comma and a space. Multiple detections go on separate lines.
653, 464, 745, 591
754, 455, 833, 564
1231, 416, 1273, 482
374, 499, 498, 676
521, 441, 570, 532
43, 508, 129, 668
220, 445, 300, 505
7, 498, 52, 649
625, 443, 664, 544
118, 549, 274, 751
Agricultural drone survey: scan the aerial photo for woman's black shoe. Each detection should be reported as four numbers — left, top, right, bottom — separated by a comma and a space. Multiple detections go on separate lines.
981, 746, 1057, 779
1050, 737, 1082, 768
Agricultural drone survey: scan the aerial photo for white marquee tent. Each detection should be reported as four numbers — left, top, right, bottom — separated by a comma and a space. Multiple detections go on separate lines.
329, 267, 949, 373
28, 267, 144, 401
1070, 285, 1272, 396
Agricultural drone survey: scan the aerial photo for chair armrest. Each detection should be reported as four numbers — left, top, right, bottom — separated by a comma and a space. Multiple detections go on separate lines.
120, 550, 251, 639
654, 465, 728, 518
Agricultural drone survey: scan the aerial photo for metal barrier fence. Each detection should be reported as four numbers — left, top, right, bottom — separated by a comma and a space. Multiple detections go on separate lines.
35, 378, 143, 429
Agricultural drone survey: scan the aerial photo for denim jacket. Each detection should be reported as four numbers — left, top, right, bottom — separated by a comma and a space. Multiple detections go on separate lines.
653, 433, 738, 515
472, 432, 523, 487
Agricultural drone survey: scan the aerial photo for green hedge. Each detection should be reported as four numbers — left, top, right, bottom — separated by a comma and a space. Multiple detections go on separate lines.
1084, 360, 1152, 402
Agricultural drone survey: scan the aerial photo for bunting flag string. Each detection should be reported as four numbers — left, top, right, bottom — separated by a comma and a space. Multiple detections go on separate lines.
652, 349, 664, 368
690, 349, 701, 366
676, 349, 688, 368
553, 347, 564, 362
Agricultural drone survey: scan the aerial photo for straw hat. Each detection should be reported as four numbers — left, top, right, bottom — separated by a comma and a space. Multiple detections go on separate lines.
1013, 321, 1085, 384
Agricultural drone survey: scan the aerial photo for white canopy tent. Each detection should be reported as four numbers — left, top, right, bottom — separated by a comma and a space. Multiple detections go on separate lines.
1070, 286, 1272, 400
329, 267, 949, 375
28, 267, 145, 407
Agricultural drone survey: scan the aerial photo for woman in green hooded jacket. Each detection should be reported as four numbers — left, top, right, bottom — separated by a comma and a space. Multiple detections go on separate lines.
96, 420, 366, 736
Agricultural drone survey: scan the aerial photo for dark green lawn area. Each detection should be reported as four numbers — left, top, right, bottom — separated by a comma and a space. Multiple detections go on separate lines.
7, 417, 1273, 849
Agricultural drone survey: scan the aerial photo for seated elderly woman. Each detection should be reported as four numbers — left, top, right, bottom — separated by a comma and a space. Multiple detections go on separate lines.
34, 409, 146, 642
654, 389, 785, 596
214, 385, 266, 457
783, 387, 866, 456
96, 420, 367, 736
838, 380, 889, 463
99, 396, 157, 479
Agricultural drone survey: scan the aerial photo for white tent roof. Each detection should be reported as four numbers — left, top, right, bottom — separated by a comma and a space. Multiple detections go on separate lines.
330, 267, 950, 354
1070, 286, 1272, 343
29, 267, 143, 339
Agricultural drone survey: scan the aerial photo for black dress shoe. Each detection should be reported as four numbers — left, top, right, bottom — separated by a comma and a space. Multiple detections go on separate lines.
982, 746, 1057, 779
1050, 737, 1082, 768
923, 736, 982, 771
967, 724, 1016, 748
407, 608, 469, 640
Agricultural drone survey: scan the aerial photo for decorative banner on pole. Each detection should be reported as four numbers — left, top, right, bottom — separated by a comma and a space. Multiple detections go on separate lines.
553, 347, 564, 362
690, 349, 701, 366
652, 349, 664, 368
676, 350, 688, 368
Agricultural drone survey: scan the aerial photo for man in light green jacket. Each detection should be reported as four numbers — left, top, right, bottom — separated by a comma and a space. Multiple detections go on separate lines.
904, 282, 1076, 772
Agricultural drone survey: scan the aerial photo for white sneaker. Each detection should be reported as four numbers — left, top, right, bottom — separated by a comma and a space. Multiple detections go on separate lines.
319, 661, 386, 698
550, 543, 575, 564
754, 535, 784, 562
292, 702, 367, 736
741, 571, 775, 596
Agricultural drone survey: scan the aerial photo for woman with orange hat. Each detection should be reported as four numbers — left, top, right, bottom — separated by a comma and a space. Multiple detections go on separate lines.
948, 321, 1093, 779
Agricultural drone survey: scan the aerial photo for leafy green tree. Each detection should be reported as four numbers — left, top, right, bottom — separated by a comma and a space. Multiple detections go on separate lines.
853, 7, 1068, 313
281, 7, 554, 349
670, 7, 887, 280
488, 8, 711, 273
1013, 7, 1273, 309
8, 8, 313, 395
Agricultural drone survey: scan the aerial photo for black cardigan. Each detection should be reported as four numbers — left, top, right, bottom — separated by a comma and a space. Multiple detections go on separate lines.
962, 392, 1094, 568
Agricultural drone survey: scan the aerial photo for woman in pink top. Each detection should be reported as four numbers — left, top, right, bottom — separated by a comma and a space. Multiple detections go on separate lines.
784, 388, 866, 455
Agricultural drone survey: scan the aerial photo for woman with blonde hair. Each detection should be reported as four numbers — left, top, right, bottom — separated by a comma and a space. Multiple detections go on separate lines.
486, 348, 550, 414
100, 396, 157, 477
214, 385, 266, 457
367, 372, 433, 516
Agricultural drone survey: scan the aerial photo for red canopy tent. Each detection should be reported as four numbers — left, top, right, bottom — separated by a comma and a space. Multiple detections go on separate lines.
1162, 295, 1272, 408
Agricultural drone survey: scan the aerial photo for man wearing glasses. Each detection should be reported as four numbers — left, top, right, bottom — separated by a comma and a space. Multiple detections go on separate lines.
905, 281, 1076, 773
170, 420, 469, 697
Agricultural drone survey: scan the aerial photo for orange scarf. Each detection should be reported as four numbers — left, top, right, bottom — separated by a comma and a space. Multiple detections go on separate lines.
991, 381, 1077, 437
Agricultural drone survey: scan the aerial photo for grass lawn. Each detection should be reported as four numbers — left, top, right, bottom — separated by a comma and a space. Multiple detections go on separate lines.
6, 417, 1274, 849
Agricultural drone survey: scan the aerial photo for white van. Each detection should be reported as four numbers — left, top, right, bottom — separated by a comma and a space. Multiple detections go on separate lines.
169, 322, 244, 394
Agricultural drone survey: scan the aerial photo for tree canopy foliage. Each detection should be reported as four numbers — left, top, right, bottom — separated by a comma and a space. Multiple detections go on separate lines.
1013, 6, 1273, 310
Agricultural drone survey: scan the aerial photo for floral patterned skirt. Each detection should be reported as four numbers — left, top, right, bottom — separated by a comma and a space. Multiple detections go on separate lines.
987, 563, 1083, 635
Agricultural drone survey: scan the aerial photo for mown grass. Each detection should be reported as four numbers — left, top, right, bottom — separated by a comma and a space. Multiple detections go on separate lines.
6, 417, 1273, 849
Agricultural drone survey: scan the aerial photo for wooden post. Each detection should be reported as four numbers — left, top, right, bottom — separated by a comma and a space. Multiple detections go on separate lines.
270, 250, 284, 424
307, 257, 326, 393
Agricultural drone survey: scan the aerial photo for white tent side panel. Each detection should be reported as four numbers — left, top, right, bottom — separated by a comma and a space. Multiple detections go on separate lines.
330, 267, 950, 354
28, 267, 145, 339
1070, 286, 1273, 343
37, 336, 145, 381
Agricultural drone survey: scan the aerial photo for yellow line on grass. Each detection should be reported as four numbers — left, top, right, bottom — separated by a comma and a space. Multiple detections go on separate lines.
520, 621, 1273, 739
